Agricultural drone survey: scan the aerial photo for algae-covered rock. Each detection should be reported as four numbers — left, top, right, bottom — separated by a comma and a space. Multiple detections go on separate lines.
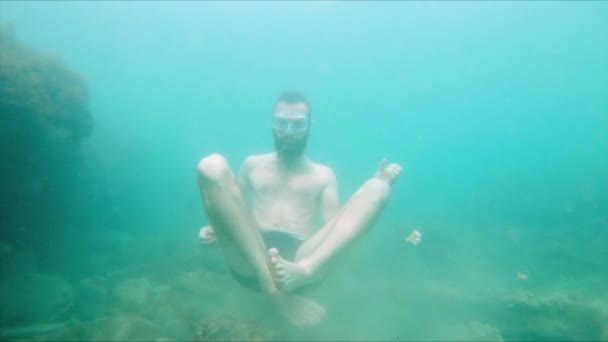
492, 289, 605, 340
193, 314, 280, 342
0, 21, 94, 244
0, 22, 93, 147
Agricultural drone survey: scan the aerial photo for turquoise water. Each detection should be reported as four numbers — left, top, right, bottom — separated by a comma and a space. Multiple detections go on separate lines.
1, 1, 607, 340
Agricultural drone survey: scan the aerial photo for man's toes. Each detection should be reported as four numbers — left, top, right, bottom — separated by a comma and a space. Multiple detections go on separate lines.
269, 248, 287, 267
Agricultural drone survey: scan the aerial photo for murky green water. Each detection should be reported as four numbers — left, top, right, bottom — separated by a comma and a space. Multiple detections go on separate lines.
1, 2, 607, 341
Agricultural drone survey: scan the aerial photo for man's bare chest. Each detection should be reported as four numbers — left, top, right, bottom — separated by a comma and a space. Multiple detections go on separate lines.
249, 168, 324, 200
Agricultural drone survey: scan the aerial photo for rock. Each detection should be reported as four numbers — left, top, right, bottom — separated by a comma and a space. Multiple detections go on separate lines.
143, 271, 234, 340
73, 278, 108, 320
114, 278, 150, 308
0, 21, 93, 246
193, 314, 280, 342
481, 289, 605, 340
467, 321, 504, 342
88, 315, 164, 341
415, 277, 606, 340
0, 273, 73, 326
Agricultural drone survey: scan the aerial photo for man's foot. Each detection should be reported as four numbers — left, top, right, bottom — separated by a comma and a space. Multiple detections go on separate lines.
269, 248, 314, 292
271, 292, 326, 327
374, 159, 402, 185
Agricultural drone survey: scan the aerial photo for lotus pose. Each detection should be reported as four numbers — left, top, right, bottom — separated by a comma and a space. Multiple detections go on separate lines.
196, 91, 402, 326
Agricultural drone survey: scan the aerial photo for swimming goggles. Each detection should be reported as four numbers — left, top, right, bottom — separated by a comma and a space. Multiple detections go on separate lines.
272, 115, 309, 134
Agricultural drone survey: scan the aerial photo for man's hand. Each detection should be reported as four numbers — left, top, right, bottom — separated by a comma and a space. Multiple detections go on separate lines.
375, 159, 402, 185
199, 225, 216, 244
405, 229, 421, 245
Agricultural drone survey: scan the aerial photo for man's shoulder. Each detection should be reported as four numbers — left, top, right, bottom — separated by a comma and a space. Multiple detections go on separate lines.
242, 153, 274, 168
310, 160, 337, 183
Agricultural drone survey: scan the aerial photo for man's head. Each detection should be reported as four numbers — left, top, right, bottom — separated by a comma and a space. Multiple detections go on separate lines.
272, 91, 311, 161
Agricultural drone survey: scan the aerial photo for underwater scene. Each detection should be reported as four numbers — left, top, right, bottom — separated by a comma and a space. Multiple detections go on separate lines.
1, 1, 607, 341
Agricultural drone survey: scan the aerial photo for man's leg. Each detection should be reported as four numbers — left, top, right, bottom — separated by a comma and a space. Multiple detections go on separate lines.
197, 154, 325, 326
292, 215, 337, 262
197, 154, 275, 289
269, 160, 401, 292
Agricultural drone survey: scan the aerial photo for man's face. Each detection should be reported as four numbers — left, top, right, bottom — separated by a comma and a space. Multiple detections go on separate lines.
272, 102, 310, 160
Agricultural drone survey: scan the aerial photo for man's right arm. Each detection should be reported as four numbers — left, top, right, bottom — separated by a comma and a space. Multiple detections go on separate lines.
236, 155, 254, 202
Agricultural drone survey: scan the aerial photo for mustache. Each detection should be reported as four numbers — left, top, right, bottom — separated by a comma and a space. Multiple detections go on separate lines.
274, 134, 308, 157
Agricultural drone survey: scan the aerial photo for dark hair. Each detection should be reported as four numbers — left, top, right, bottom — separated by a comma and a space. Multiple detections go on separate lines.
274, 91, 311, 116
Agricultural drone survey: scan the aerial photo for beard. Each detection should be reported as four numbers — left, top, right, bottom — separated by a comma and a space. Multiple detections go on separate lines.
273, 132, 309, 161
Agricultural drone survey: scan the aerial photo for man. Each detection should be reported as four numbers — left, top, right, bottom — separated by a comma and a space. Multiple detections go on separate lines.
196, 91, 401, 326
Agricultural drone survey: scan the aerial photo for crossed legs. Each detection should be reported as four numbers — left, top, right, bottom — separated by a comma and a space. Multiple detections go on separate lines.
196, 154, 325, 326
197, 154, 401, 323
270, 160, 402, 292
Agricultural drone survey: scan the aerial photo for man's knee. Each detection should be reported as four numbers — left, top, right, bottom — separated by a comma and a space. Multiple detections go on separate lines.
366, 178, 391, 203
197, 153, 231, 182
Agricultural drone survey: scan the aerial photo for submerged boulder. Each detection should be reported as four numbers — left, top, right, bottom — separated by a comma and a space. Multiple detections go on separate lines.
0, 21, 94, 244
0, 22, 93, 149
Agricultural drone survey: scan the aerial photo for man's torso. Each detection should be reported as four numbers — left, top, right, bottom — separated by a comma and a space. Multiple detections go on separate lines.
243, 153, 331, 238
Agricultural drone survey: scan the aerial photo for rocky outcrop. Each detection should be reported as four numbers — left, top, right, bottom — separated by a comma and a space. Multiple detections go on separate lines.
0, 22, 94, 243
